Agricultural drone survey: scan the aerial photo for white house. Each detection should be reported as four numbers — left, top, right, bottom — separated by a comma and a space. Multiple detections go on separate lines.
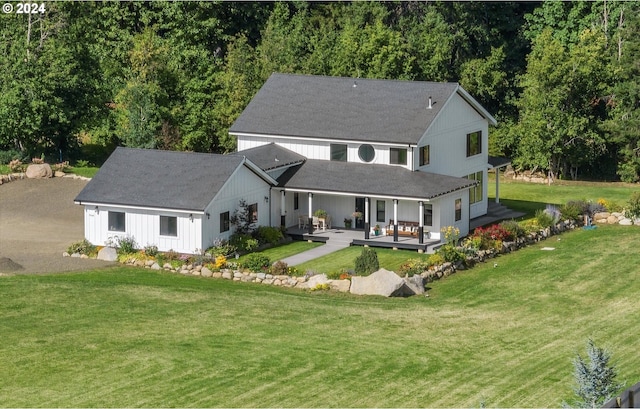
230, 73, 497, 242
75, 73, 499, 253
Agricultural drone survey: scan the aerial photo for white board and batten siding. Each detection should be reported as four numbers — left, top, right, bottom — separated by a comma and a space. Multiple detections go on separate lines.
83, 206, 201, 254
415, 91, 489, 220
202, 163, 271, 250
237, 135, 413, 170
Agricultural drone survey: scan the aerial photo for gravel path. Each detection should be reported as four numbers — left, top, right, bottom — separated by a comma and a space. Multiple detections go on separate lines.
0, 176, 115, 274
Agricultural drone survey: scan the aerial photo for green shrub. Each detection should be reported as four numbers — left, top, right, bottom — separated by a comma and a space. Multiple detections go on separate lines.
436, 245, 465, 264
499, 220, 526, 238
206, 239, 237, 258
75, 159, 90, 168
560, 202, 584, 222
354, 247, 379, 276
67, 239, 96, 256
398, 258, 430, 277
0, 150, 22, 165
240, 254, 270, 272
255, 226, 283, 245
143, 244, 159, 257
535, 209, 555, 228
229, 233, 258, 252
106, 235, 138, 254
625, 191, 640, 219
427, 253, 445, 266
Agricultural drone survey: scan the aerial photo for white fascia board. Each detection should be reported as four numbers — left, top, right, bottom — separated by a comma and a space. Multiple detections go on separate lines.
73, 201, 204, 215
241, 157, 278, 185
281, 187, 430, 202
231, 132, 418, 148
456, 86, 498, 126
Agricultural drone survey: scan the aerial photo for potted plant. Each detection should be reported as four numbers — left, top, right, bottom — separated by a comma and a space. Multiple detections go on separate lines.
344, 217, 352, 229
352, 211, 363, 220
314, 209, 327, 219
373, 224, 381, 236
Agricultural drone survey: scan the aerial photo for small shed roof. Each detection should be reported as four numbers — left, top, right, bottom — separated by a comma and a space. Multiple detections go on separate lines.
230, 73, 495, 145
277, 159, 476, 201
75, 147, 268, 212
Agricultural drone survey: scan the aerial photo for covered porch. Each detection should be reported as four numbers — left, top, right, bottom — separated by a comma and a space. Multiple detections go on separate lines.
285, 226, 442, 253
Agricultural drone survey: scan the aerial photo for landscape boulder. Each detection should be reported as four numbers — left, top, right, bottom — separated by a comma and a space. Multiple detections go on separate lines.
350, 268, 405, 297
97, 246, 118, 261
25, 163, 53, 179
401, 275, 425, 296
306, 273, 329, 289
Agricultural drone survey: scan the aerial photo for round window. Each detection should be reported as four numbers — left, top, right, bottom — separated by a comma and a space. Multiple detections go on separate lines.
358, 144, 375, 162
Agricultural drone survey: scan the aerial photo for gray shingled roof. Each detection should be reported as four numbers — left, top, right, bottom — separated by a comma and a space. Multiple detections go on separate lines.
75, 147, 248, 211
230, 73, 461, 145
488, 156, 511, 169
277, 159, 476, 200
234, 143, 305, 171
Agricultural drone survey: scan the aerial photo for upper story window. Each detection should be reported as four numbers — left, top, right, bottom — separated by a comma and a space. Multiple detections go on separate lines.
467, 131, 482, 157
419, 145, 430, 166
358, 144, 375, 162
390, 148, 407, 165
108, 211, 125, 232
160, 216, 177, 237
330, 144, 347, 162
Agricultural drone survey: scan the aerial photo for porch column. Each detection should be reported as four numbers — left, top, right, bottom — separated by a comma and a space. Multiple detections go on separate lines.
418, 201, 424, 244
495, 168, 500, 204
393, 199, 398, 242
364, 197, 370, 239
307, 193, 313, 234
280, 190, 286, 228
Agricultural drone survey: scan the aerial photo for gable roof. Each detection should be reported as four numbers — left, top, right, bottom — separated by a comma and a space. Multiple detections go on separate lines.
74, 147, 273, 212
233, 142, 305, 171
277, 159, 476, 201
230, 73, 496, 145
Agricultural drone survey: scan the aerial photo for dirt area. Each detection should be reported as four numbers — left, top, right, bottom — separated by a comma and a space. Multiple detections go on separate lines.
0, 176, 115, 274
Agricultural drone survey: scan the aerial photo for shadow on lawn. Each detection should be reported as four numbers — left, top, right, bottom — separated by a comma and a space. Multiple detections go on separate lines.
497, 198, 549, 219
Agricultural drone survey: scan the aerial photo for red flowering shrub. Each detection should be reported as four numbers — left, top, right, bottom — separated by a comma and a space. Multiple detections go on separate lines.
470, 224, 514, 249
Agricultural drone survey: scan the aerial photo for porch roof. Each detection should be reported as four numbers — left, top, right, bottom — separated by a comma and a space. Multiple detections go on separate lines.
234, 142, 305, 171
277, 159, 476, 201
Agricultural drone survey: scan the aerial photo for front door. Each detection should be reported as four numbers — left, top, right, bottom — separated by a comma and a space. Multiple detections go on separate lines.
355, 197, 365, 229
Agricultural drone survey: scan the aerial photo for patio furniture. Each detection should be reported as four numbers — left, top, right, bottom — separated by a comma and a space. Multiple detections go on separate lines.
385, 220, 420, 237
313, 216, 326, 231
298, 215, 308, 229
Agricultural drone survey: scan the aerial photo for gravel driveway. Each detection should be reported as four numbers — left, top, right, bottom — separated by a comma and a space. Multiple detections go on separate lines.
0, 176, 115, 274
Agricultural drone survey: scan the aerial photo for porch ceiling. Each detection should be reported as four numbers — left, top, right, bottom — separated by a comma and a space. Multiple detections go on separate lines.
277, 159, 476, 201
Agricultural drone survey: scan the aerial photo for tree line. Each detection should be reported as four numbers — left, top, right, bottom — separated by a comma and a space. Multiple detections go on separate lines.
1, 1, 639, 182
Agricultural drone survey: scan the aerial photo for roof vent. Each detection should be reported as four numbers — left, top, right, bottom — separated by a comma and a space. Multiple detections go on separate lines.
428, 96, 433, 109
275, 156, 279, 162
353, 80, 357, 88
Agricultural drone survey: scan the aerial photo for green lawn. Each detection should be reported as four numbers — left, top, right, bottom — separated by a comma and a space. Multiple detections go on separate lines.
1, 224, 639, 407
235, 240, 323, 264
296, 246, 429, 274
489, 175, 639, 217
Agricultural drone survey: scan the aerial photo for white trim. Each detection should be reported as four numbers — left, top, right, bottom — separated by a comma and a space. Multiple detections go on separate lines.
281, 188, 432, 202
232, 132, 418, 148
456, 86, 498, 126
74, 201, 205, 215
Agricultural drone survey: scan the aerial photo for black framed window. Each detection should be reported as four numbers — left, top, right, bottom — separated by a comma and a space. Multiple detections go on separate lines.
248, 203, 258, 223
358, 144, 375, 162
390, 148, 407, 165
293, 192, 299, 210
423, 204, 433, 227
330, 144, 347, 162
455, 198, 462, 221
466, 131, 482, 157
108, 211, 125, 232
376, 200, 385, 223
160, 216, 177, 236
419, 145, 430, 166
220, 211, 230, 233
